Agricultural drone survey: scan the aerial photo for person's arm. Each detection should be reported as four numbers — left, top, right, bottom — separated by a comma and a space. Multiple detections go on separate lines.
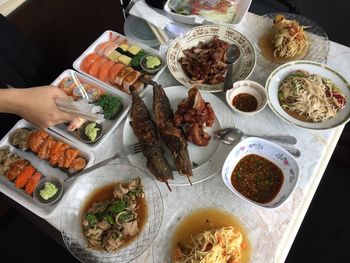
0, 86, 75, 129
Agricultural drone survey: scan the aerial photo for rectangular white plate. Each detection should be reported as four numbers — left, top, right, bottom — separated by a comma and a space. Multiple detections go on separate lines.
72, 30, 166, 96
50, 69, 131, 151
0, 119, 94, 218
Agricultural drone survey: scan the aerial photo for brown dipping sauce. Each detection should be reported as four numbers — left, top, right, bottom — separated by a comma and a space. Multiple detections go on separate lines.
231, 154, 284, 203
232, 93, 258, 112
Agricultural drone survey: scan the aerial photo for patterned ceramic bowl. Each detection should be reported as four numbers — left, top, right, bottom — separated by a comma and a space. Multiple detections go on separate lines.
167, 24, 256, 92
222, 137, 300, 208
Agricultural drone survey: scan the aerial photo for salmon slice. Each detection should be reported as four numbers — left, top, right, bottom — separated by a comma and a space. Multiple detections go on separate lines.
6, 159, 29, 181
27, 130, 49, 153
88, 57, 107, 77
122, 71, 141, 93
50, 142, 69, 166
25, 171, 42, 195
68, 157, 87, 174
114, 67, 134, 86
37, 136, 55, 160
108, 63, 125, 84
81, 53, 101, 72
15, 164, 36, 189
98, 60, 114, 82
62, 149, 80, 168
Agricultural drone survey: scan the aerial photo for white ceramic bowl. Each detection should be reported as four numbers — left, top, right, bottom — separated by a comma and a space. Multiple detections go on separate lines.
222, 137, 300, 208
266, 60, 350, 129
164, 0, 252, 27
226, 80, 267, 115
167, 25, 256, 92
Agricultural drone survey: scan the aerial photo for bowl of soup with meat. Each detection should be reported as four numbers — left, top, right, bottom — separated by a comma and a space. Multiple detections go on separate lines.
221, 137, 300, 208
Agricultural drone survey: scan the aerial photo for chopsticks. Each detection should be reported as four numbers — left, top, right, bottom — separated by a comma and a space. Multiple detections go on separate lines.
55, 98, 102, 123
146, 21, 169, 45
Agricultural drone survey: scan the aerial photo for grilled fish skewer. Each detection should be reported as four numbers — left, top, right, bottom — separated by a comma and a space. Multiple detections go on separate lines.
129, 86, 173, 191
153, 84, 193, 184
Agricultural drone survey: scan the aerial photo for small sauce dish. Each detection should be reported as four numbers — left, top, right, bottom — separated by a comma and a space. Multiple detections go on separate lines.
140, 54, 164, 74
78, 121, 104, 144
33, 176, 63, 205
226, 80, 267, 115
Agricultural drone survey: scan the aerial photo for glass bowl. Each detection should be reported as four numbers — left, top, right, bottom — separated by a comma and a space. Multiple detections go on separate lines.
247, 12, 329, 71
60, 164, 163, 263
152, 189, 275, 262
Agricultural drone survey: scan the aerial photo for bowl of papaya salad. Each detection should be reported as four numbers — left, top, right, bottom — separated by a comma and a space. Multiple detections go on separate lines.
266, 60, 350, 129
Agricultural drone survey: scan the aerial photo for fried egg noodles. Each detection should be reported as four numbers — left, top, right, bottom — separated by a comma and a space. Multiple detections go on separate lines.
278, 70, 346, 122
174, 226, 244, 263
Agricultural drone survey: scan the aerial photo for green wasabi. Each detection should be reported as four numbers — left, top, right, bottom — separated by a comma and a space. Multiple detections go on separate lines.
40, 182, 58, 200
85, 122, 100, 142
145, 55, 161, 69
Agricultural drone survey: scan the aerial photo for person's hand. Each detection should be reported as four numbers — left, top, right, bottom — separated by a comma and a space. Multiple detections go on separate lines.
13, 86, 75, 129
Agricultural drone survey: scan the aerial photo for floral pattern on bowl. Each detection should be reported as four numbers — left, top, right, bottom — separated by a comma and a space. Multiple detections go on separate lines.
222, 137, 300, 208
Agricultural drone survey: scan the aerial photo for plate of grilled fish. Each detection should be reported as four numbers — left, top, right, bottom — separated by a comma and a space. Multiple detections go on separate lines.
123, 83, 236, 188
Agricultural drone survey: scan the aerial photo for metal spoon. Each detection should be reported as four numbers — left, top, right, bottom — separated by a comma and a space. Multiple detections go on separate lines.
223, 44, 241, 92
214, 128, 301, 158
214, 127, 297, 145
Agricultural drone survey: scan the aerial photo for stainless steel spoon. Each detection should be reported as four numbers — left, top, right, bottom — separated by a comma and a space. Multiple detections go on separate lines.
214, 127, 297, 145
223, 44, 241, 92
214, 128, 301, 158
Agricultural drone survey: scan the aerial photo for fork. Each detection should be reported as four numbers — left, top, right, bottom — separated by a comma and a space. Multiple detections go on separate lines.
65, 143, 142, 182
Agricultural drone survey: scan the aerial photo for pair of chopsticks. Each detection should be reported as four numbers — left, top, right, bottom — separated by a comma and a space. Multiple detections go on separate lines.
55, 98, 102, 123
146, 21, 169, 45
124, 0, 169, 45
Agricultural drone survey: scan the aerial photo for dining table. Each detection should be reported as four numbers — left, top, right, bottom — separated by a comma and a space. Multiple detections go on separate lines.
3, 11, 350, 263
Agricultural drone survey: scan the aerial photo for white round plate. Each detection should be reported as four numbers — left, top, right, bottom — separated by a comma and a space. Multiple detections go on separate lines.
248, 12, 329, 70
266, 60, 350, 130
167, 25, 256, 92
123, 86, 236, 186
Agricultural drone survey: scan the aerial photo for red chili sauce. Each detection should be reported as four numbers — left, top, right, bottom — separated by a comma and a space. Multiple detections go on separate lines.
231, 154, 284, 204
232, 93, 258, 112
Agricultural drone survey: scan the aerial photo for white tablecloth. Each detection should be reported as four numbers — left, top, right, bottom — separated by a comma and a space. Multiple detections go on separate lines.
45, 12, 350, 262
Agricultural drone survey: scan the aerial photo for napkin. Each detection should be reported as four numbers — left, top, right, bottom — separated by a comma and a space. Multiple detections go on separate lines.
129, 0, 172, 29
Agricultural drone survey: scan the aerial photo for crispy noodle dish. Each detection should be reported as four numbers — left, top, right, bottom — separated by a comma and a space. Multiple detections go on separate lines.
272, 15, 310, 59
82, 178, 145, 252
278, 70, 347, 122
174, 226, 244, 263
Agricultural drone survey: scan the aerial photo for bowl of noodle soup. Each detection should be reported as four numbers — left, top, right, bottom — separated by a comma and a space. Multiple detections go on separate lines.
266, 60, 350, 130
152, 189, 275, 263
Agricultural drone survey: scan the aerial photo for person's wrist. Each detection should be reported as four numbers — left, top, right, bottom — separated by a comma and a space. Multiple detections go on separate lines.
5, 88, 26, 116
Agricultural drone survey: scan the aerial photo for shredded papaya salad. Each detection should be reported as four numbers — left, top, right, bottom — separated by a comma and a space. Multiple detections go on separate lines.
174, 226, 245, 263
278, 70, 347, 122
272, 15, 310, 58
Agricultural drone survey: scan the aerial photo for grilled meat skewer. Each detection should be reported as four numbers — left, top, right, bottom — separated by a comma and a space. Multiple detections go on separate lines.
129, 86, 173, 190
153, 84, 193, 184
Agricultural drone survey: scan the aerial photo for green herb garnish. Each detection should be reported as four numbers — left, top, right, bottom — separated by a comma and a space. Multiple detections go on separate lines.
86, 213, 98, 227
